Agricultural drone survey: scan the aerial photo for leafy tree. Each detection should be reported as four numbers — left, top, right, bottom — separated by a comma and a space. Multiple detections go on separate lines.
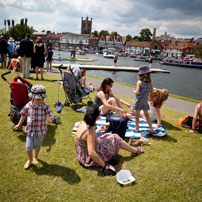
194, 44, 202, 59
92, 30, 98, 36
99, 30, 109, 36
139, 28, 152, 41
4, 24, 36, 41
126, 34, 132, 40
132, 36, 139, 41
110, 31, 119, 36
0, 28, 5, 34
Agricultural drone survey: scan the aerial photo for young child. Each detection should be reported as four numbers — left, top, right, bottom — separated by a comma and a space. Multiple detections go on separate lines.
146, 89, 169, 127
81, 69, 98, 92
13, 85, 54, 169
131, 65, 157, 134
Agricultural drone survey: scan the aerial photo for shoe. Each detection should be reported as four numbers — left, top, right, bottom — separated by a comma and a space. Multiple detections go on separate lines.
36, 77, 38, 79
27, 77, 33, 79
41, 78, 44, 80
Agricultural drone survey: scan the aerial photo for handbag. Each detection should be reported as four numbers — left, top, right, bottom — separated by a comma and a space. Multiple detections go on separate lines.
106, 113, 129, 139
182, 116, 193, 129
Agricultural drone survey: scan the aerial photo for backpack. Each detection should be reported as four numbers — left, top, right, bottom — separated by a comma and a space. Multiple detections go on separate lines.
182, 116, 193, 129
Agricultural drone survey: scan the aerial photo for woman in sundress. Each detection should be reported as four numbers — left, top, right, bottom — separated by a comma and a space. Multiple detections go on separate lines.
75, 104, 144, 174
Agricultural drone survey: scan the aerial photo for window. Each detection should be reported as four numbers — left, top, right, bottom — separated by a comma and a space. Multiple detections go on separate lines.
186, 49, 189, 53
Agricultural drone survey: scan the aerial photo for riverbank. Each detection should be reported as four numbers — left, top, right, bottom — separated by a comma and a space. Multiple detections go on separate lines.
46, 68, 198, 115
1, 68, 201, 202
52, 50, 202, 101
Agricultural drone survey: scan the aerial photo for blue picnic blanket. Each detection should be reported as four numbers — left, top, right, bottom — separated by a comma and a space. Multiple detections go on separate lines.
96, 115, 167, 139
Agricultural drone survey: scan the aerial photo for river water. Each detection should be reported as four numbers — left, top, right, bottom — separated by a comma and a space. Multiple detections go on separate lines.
53, 50, 202, 101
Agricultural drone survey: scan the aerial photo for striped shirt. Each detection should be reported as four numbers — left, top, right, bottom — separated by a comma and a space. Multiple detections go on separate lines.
20, 100, 53, 136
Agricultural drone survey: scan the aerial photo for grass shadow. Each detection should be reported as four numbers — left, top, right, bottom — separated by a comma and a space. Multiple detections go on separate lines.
161, 120, 182, 131
42, 124, 57, 152
150, 134, 177, 142
32, 159, 81, 184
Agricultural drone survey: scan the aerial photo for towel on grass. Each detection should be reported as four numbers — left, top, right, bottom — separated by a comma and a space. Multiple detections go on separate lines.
96, 115, 167, 139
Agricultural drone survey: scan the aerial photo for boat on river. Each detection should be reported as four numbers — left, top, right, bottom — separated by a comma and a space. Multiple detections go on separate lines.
103, 52, 114, 58
160, 58, 202, 68
134, 56, 149, 62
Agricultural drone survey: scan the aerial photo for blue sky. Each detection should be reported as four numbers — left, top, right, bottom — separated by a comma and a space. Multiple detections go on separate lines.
0, 0, 202, 39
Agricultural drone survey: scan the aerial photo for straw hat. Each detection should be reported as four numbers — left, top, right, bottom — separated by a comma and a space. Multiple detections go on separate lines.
8, 37, 14, 42
29, 85, 48, 99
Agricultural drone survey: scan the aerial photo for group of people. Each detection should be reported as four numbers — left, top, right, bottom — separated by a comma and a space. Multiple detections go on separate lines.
0, 34, 53, 79
0, 36, 21, 71
12, 62, 201, 175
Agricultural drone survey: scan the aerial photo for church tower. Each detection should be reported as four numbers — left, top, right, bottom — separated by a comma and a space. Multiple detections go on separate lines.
81, 17, 92, 34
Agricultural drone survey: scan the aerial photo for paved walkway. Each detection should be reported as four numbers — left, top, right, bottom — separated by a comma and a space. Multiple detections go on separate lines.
45, 68, 196, 116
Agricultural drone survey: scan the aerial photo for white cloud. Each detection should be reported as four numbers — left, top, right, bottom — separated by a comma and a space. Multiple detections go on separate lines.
0, 0, 202, 39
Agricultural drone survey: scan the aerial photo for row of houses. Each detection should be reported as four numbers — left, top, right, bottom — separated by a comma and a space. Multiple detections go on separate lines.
32, 30, 201, 58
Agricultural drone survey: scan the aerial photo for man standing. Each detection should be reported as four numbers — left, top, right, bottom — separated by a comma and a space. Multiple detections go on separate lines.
114, 53, 118, 66
20, 33, 33, 78
0, 36, 8, 67
7, 37, 15, 68
149, 56, 153, 69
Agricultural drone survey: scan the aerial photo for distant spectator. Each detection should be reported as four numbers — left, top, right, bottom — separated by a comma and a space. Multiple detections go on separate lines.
46, 46, 53, 72
149, 56, 153, 69
114, 53, 118, 66
8, 55, 22, 73
7, 37, 15, 68
33, 37, 47, 80
20, 33, 34, 78
0, 35, 8, 67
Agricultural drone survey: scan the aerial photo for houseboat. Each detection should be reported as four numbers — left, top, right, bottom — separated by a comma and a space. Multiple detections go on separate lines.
160, 58, 202, 68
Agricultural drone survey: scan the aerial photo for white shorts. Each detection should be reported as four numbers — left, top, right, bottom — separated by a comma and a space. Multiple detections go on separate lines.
99, 106, 104, 116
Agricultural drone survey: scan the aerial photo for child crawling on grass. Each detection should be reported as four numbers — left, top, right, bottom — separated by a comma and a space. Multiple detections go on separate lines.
13, 85, 54, 169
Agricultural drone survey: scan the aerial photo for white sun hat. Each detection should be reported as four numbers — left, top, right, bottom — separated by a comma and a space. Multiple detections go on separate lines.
116, 170, 135, 185
29, 85, 48, 99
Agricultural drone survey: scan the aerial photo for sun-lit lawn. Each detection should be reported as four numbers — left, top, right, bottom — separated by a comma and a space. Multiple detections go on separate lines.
0, 68, 201, 202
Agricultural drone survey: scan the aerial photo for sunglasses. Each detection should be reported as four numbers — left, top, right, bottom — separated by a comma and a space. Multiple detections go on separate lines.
108, 83, 113, 87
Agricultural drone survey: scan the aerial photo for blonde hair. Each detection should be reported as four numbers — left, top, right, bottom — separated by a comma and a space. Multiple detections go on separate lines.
149, 89, 169, 106
36, 37, 42, 44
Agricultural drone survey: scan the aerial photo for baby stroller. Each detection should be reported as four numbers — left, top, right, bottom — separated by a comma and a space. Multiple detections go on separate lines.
59, 65, 93, 110
1, 71, 32, 131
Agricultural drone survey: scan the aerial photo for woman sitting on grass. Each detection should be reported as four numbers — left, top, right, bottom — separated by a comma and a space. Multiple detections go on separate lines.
94, 78, 131, 117
75, 104, 144, 175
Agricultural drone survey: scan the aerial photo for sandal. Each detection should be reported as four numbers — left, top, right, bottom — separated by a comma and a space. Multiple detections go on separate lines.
131, 148, 144, 156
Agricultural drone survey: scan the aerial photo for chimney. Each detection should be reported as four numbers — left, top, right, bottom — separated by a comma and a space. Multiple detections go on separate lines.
152, 28, 156, 41
165, 32, 167, 36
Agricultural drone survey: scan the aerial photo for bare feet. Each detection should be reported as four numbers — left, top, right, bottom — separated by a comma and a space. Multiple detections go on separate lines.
134, 127, 140, 132
24, 160, 32, 169
32, 157, 39, 165
150, 129, 157, 134
186, 130, 194, 133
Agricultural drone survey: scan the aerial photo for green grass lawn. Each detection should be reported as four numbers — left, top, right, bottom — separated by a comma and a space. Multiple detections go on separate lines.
0, 68, 201, 202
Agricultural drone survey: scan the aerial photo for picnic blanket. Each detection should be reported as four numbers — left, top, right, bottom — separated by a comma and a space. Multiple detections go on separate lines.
95, 115, 167, 139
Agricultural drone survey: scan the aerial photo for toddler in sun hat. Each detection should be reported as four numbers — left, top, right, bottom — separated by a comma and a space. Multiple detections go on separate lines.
13, 84, 54, 169
28, 84, 48, 99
